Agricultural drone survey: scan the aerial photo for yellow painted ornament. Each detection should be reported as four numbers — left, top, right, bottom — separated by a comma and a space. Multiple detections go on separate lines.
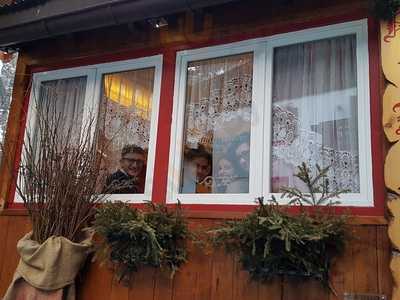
383, 84, 400, 142
388, 197, 400, 251
385, 140, 400, 195
381, 13, 400, 86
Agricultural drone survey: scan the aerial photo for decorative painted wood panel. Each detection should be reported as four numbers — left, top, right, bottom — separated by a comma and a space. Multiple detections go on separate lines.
381, 12, 400, 300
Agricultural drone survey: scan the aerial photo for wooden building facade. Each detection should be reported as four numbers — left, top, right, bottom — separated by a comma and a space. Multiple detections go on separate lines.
0, 0, 394, 299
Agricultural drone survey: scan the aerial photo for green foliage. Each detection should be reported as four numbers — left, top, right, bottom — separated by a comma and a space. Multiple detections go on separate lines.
94, 201, 190, 284
373, 0, 400, 20
211, 163, 348, 287
280, 162, 348, 206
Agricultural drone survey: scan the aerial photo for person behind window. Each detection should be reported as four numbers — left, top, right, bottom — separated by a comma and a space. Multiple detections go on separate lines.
214, 156, 235, 193
181, 145, 213, 193
104, 144, 146, 194
225, 133, 250, 193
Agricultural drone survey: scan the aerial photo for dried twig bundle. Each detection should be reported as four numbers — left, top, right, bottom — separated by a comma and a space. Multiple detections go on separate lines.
17, 95, 109, 244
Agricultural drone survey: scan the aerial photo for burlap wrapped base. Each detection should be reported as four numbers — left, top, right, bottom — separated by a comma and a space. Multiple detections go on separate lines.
3, 231, 92, 300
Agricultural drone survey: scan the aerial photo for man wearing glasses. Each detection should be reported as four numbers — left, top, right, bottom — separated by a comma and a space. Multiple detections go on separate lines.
104, 144, 146, 194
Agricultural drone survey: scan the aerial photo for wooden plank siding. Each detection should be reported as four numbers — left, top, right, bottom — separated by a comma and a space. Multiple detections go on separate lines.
0, 215, 392, 300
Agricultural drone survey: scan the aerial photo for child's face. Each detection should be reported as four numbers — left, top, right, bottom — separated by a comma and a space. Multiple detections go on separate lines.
193, 156, 211, 182
217, 158, 234, 178
236, 142, 250, 172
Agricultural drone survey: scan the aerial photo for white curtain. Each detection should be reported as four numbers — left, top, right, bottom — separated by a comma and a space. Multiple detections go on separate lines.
181, 53, 253, 193
271, 34, 360, 193
33, 76, 87, 148
99, 68, 154, 173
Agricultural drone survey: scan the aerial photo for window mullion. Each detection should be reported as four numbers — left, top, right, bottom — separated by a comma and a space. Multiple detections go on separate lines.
80, 69, 98, 146
250, 44, 267, 199
263, 43, 274, 200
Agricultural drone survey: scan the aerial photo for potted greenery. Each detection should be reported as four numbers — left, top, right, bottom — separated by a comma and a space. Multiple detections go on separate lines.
93, 201, 190, 284
211, 163, 348, 290
3, 99, 109, 300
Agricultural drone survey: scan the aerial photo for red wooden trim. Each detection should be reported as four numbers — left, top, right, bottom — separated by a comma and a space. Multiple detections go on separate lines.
6, 76, 32, 208
5, 11, 386, 217
29, 11, 368, 74
366, 17, 386, 216
151, 50, 176, 204
166, 11, 370, 53
0, 206, 388, 225
29, 48, 166, 74
0, 208, 29, 216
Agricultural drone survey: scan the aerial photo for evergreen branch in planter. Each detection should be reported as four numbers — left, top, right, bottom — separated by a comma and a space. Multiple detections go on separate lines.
211, 163, 348, 288
93, 201, 190, 284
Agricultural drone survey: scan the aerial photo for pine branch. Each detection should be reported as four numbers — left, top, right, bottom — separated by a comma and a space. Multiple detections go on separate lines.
280, 162, 345, 207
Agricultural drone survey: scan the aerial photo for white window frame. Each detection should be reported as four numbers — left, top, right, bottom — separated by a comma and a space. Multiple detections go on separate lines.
167, 42, 266, 204
93, 56, 162, 203
16, 55, 163, 203
167, 19, 374, 207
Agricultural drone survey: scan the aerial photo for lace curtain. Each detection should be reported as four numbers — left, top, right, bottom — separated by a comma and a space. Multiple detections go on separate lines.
98, 68, 154, 174
271, 34, 360, 193
180, 53, 253, 193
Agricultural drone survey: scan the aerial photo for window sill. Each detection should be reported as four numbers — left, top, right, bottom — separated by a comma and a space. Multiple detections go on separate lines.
0, 207, 388, 225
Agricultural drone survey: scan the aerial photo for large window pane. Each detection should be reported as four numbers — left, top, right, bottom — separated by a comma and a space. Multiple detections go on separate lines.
180, 53, 253, 194
271, 34, 360, 193
37, 77, 87, 127
99, 68, 154, 194
33, 76, 87, 151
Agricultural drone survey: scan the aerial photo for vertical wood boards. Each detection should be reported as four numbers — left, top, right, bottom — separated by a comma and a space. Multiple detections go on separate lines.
210, 248, 234, 300
0, 216, 30, 296
0, 216, 391, 300
76, 260, 114, 300
377, 226, 393, 299
232, 257, 258, 300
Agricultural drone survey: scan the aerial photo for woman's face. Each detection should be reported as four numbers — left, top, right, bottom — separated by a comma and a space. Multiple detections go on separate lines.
217, 158, 234, 178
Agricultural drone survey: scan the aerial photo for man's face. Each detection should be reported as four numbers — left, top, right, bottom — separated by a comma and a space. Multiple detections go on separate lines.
120, 152, 145, 177
236, 142, 250, 173
193, 156, 211, 182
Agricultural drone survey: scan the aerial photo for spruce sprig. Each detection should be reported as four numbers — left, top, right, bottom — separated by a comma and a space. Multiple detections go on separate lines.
280, 162, 348, 207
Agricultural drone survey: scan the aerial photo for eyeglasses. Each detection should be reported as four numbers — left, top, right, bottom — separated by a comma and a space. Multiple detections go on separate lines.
122, 157, 144, 165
